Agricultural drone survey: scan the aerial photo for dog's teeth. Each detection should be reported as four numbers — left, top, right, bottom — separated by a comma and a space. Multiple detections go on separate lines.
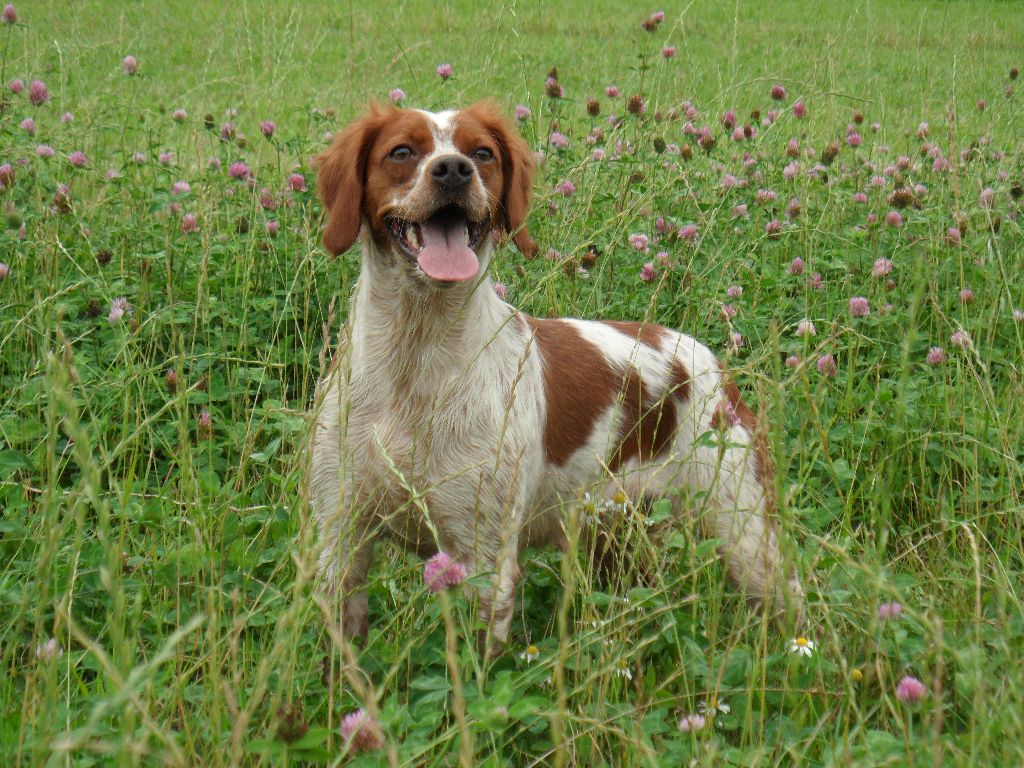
409, 226, 420, 249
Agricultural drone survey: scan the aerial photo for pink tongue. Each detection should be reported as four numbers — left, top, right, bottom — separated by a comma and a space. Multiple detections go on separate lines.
416, 218, 479, 282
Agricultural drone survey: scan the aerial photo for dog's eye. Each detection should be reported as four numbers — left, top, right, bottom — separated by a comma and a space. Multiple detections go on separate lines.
472, 147, 494, 163
388, 146, 415, 161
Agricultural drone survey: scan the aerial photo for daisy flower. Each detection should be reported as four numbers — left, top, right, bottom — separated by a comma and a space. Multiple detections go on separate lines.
614, 659, 633, 680
699, 697, 730, 717
519, 644, 540, 663
789, 636, 816, 657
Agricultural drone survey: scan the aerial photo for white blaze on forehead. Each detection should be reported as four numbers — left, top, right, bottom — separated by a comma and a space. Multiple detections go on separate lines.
415, 108, 458, 154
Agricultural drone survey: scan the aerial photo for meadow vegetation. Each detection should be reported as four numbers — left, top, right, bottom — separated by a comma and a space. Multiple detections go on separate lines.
1, 1, 1023, 765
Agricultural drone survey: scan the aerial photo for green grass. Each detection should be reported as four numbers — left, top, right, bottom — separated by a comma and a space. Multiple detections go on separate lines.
2, 0, 1024, 765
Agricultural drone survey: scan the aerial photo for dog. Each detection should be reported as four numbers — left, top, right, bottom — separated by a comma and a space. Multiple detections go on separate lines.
309, 102, 803, 646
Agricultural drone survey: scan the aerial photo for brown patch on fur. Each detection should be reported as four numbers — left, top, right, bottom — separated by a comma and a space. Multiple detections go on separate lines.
455, 102, 537, 258
527, 318, 618, 466
715, 362, 775, 508
528, 318, 691, 469
601, 320, 669, 352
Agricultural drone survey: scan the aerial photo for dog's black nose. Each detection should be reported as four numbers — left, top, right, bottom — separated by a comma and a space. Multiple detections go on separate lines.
431, 155, 473, 191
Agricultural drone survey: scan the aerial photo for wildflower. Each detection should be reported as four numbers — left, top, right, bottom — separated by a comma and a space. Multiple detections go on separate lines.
731, 332, 743, 349
629, 233, 650, 252
765, 219, 783, 237
340, 709, 385, 753
519, 644, 540, 663
959, 288, 974, 304
755, 188, 777, 204
662, 46, 676, 58
288, 172, 307, 192
626, 95, 645, 115
785, 355, 799, 368
640, 262, 656, 282
423, 551, 468, 592
895, 675, 927, 703
771, 83, 786, 100
35, 637, 63, 659
181, 213, 200, 234
950, 330, 971, 349
731, 203, 749, 219
721, 304, 736, 320
436, 62, 453, 80
916, 122, 930, 139
795, 320, 816, 337
979, 187, 995, 208
61, 111, 73, 123
926, 347, 946, 365
9, 78, 24, 93
197, 410, 213, 439
872, 258, 893, 278
171, 180, 191, 196
0, 163, 13, 188
219, 122, 236, 142
259, 120, 276, 138
514, 104, 530, 121
651, 10, 665, 22
698, 697, 730, 717
494, 282, 507, 300
614, 659, 633, 680
265, 220, 279, 236
783, 161, 799, 180
787, 256, 804, 276
885, 210, 904, 227
159, 152, 174, 165
785, 197, 801, 219
591, 148, 605, 161
28, 79, 48, 105
107, 297, 131, 324
228, 161, 250, 180
555, 179, 575, 196
726, 285, 743, 298
846, 132, 862, 147
122, 55, 138, 75
0, 262, 9, 279
788, 636, 816, 657
817, 354, 836, 376
20, 117, 35, 135
849, 297, 870, 317
719, 399, 740, 427
946, 226, 962, 245
678, 223, 698, 242
549, 131, 569, 148
172, 108, 187, 122
793, 100, 807, 118
721, 173, 739, 188
878, 601, 903, 619
68, 151, 88, 168
721, 109, 737, 129
259, 188, 277, 210
165, 369, 178, 393
678, 714, 706, 733
1, 3, 16, 24
1013, 309, 1024, 322
389, 88, 406, 103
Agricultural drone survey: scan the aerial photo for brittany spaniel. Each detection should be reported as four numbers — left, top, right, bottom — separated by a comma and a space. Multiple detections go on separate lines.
309, 102, 803, 647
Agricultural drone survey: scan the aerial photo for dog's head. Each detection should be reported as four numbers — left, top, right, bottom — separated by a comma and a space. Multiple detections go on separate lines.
315, 102, 536, 283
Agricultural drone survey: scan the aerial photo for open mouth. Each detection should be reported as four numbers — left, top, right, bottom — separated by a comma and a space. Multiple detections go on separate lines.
387, 206, 487, 282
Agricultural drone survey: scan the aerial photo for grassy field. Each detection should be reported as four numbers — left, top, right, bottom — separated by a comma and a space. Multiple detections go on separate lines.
2, 0, 1024, 765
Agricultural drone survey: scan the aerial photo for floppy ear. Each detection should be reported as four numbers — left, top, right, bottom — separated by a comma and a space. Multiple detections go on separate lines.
465, 102, 537, 259
315, 105, 384, 256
